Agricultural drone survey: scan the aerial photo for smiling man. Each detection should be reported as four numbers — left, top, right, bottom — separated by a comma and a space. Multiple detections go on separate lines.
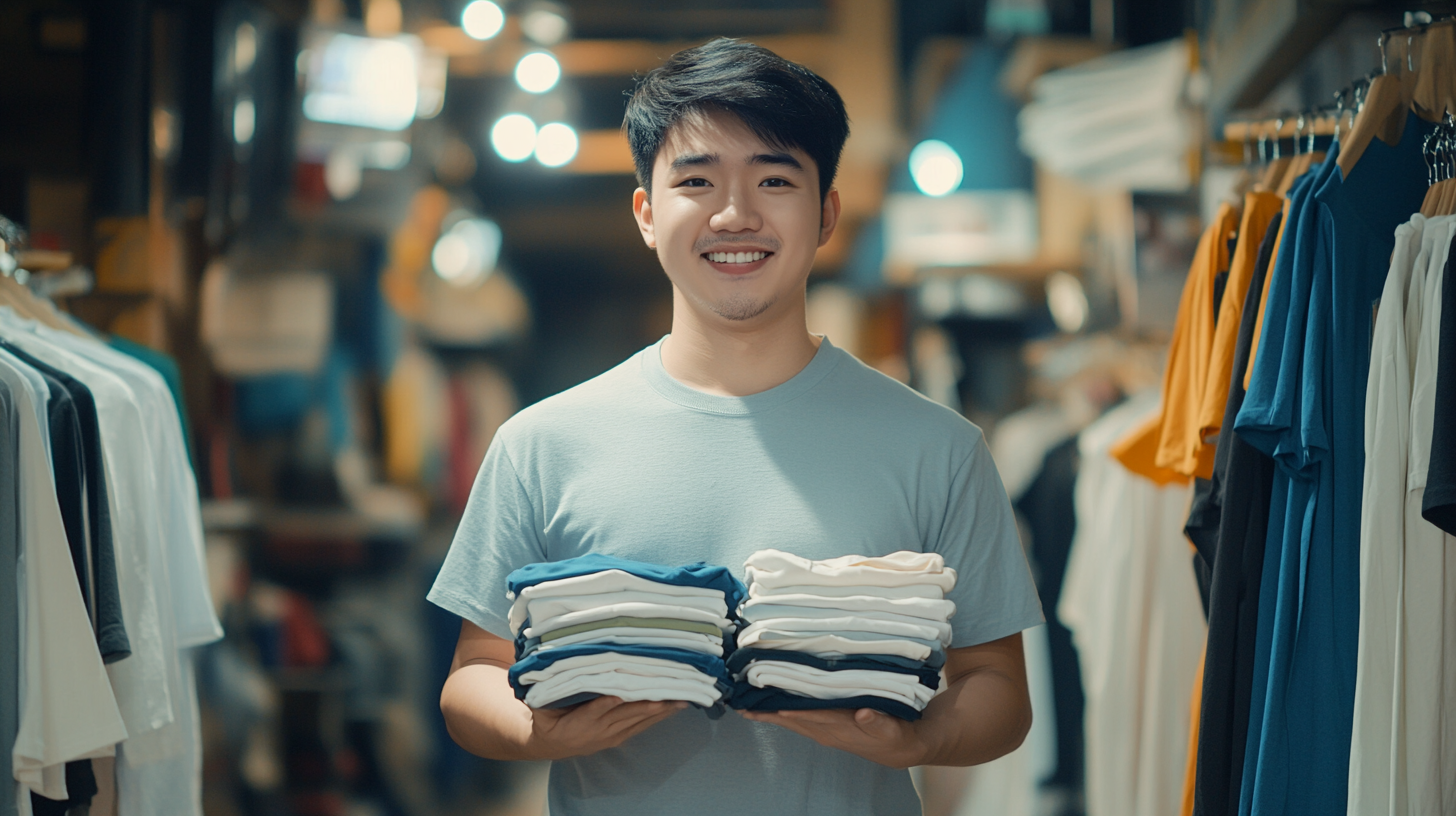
429, 38, 1044, 815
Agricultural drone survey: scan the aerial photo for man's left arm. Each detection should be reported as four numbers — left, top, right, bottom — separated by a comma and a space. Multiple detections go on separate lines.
741, 632, 1032, 769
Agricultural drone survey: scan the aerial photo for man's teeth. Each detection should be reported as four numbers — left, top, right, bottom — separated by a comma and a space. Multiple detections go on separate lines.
706, 251, 768, 264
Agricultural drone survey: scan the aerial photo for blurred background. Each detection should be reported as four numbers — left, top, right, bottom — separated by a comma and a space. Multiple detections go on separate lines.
0, 0, 1438, 814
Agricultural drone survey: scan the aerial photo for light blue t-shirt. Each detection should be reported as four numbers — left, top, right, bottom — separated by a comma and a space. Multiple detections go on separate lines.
428, 336, 1043, 816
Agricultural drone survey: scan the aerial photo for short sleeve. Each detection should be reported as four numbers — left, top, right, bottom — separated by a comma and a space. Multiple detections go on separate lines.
933, 437, 1045, 648
427, 436, 547, 639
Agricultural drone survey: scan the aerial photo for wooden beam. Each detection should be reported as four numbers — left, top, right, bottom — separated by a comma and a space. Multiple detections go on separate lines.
1205, 0, 1351, 120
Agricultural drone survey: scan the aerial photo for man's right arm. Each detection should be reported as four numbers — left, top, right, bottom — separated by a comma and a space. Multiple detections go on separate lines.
440, 619, 687, 761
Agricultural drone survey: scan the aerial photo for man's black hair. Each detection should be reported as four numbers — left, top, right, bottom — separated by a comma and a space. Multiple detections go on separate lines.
623, 38, 850, 202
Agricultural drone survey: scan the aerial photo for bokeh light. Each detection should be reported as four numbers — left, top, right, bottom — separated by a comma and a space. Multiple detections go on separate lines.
491, 113, 537, 162
908, 139, 964, 197
461, 0, 505, 40
534, 122, 578, 167
514, 52, 561, 94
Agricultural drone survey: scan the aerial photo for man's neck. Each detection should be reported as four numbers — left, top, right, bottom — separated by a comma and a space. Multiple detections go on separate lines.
660, 293, 822, 397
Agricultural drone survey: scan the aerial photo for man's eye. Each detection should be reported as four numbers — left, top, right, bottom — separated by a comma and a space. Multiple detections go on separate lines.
761, 178, 790, 187
679, 178, 710, 187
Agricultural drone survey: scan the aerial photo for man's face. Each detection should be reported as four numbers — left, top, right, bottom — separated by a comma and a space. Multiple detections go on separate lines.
632, 109, 839, 324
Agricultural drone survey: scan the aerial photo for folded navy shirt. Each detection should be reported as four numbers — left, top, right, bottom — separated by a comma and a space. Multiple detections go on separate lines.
728, 684, 923, 721
508, 642, 732, 701
726, 648, 942, 689
505, 554, 748, 609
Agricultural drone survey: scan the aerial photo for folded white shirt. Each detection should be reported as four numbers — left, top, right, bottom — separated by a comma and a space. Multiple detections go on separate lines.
745, 663, 936, 708
509, 574, 728, 633
741, 594, 955, 622
530, 627, 724, 656
744, 549, 957, 592
519, 655, 714, 687
521, 603, 732, 640
750, 582, 944, 601
519, 590, 727, 629
735, 630, 935, 662
739, 614, 951, 646
524, 672, 722, 708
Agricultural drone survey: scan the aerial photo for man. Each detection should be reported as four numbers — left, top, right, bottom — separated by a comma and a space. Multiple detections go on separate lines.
428, 38, 1043, 815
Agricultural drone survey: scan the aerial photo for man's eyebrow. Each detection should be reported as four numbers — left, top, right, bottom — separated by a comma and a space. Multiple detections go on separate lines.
670, 152, 719, 170
749, 152, 803, 170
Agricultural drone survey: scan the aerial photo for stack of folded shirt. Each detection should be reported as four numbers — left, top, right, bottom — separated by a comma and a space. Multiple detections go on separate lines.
728, 549, 956, 721
505, 554, 746, 709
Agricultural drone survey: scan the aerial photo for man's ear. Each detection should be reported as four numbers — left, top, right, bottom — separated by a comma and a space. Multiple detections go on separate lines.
632, 187, 656, 249
817, 188, 842, 248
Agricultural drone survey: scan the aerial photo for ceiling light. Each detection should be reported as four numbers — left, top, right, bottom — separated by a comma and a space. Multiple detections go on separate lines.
432, 217, 502, 287
461, 0, 505, 40
533, 122, 578, 167
909, 139, 963, 197
233, 98, 255, 144
1046, 271, 1089, 333
521, 5, 570, 45
491, 113, 537, 162
234, 22, 257, 75
514, 51, 561, 94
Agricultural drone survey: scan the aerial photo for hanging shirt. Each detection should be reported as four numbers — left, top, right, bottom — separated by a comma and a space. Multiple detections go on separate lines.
1153, 202, 1242, 479
1397, 215, 1456, 815
428, 336, 1042, 816
29, 324, 222, 816
0, 315, 174, 743
2, 377, 19, 816
1232, 150, 1338, 816
0, 351, 128, 813
1424, 227, 1456, 533
1060, 392, 1205, 816
1190, 207, 1281, 816
1347, 214, 1432, 816
1197, 192, 1285, 451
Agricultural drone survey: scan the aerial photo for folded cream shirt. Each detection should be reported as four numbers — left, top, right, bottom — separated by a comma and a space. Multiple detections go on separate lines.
740, 594, 955, 622
522, 603, 732, 640
744, 549, 958, 592
744, 662, 936, 708
739, 614, 952, 646
508, 570, 728, 632
524, 672, 722, 708
750, 582, 945, 601
530, 627, 724, 655
735, 630, 936, 662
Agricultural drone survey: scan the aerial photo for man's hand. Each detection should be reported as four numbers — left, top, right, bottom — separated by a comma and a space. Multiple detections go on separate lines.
526, 696, 687, 760
740, 633, 1032, 769
741, 707, 927, 769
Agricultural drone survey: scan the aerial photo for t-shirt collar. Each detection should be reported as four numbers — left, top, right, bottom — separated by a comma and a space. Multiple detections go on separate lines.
641, 334, 842, 415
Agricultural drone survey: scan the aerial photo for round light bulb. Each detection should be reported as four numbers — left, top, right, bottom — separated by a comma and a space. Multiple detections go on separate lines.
490, 113, 537, 162
233, 98, 256, 144
521, 9, 569, 45
534, 122, 578, 167
461, 0, 505, 40
908, 139, 964, 197
514, 51, 561, 94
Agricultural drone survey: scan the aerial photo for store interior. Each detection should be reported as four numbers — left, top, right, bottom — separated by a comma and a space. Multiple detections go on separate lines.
4, 0, 1455, 815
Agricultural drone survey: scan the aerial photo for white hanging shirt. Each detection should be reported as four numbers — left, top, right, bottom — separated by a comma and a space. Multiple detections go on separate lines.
0, 351, 127, 812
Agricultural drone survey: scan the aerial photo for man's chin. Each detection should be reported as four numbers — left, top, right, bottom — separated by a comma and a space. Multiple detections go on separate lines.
709, 295, 774, 322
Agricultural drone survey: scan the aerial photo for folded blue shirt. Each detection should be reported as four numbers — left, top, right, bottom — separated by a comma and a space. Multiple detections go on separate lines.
726, 648, 942, 688
508, 642, 732, 701
728, 684, 923, 721
505, 554, 748, 609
